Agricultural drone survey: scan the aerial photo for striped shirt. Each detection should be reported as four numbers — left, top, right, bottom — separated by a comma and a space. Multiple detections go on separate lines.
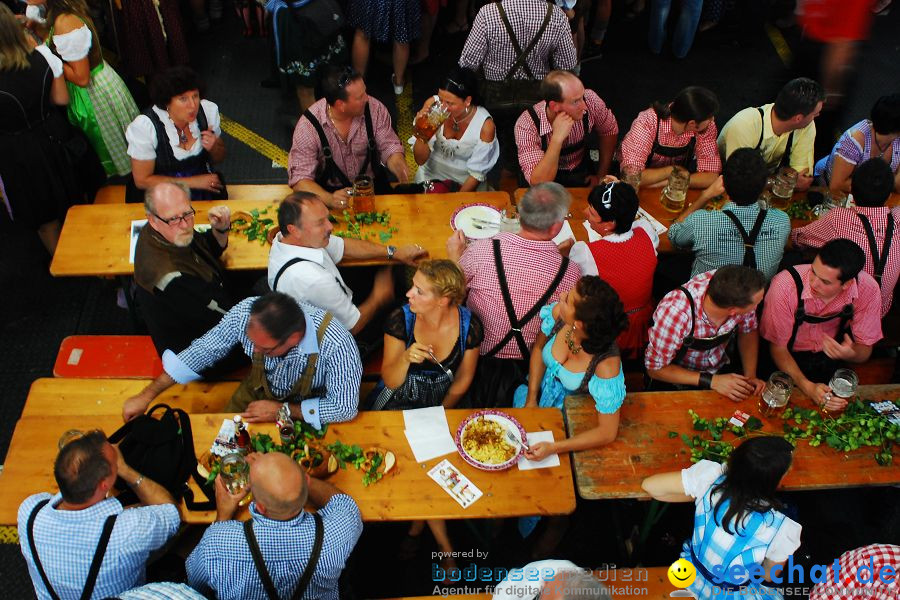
667, 202, 791, 280
458, 232, 581, 359
459, 0, 577, 81
287, 97, 403, 189
514, 89, 619, 183
645, 270, 758, 373
163, 298, 361, 428
186, 496, 362, 600
18, 494, 180, 600
790, 206, 900, 316
620, 108, 721, 173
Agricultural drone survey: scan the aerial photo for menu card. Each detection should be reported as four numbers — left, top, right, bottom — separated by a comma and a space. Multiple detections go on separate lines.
403, 406, 457, 462
427, 459, 483, 508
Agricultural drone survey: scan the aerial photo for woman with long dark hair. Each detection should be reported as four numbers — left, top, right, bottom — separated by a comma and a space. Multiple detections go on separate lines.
642, 437, 802, 599
619, 86, 721, 189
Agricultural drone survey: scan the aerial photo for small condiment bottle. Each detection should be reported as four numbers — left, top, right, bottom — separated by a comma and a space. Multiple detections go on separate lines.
233, 415, 251, 453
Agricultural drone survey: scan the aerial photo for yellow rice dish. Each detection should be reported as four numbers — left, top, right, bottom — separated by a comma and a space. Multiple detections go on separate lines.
461, 417, 516, 464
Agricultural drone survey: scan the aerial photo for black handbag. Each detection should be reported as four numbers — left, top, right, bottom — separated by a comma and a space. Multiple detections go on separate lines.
290, 0, 345, 48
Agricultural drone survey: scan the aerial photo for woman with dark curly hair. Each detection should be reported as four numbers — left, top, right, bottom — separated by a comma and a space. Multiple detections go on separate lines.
642, 437, 801, 600
513, 275, 628, 461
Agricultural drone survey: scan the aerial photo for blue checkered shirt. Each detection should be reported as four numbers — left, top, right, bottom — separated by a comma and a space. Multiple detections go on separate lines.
116, 583, 207, 599
667, 202, 791, 280
163, 298, 362, 427
17, 494, 180, 600
186, 495, 363, 600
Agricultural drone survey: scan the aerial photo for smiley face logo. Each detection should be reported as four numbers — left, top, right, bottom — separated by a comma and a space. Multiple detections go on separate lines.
667, 558, 697, 588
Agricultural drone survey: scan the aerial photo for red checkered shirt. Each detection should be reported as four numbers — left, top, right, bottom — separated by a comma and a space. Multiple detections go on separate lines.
459, 232, 581, 359
760, 264, 883, 352
287, 97, 404, 188
459, 0, 577, 82
790, 206, 900, 316
809, 544, 900, 600
619, 107, 722, 173
644, 270, 757, 372
514, 89, 619, 183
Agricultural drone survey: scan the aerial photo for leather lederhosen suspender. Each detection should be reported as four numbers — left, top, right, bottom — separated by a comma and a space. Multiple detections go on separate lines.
272, 257, 351, 298
646, 111, 696, 170
722, 208, 768, 270
302, 103, 379, 192
786, 266, 855, 351
854, 211, 895, 285
526, 107, 597, 180
495, 2, 553, 83
756, 107, 794, 172
484, 238, 570, 359
243, 513, 324, 600
672, 287, 736, 365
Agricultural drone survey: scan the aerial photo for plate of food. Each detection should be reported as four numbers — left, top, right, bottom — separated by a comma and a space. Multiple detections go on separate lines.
451, 204, 502, 240
455, 410, 527, 471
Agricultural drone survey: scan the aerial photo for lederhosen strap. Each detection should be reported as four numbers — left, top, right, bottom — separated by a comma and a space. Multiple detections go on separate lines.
302, 105, 380, 192
272, 257, 351, 298
786, 266, 855, 351
243, 513, 324, 600
485, 238, 570, 358
756, 107, 794, 171
496, 2, 553, 82
527, 107, 589, 159
27, 499, 118, 600
722, 209, 767, 270
647, 111, 696, 168
672, 286, 736, 364
854, 212, 894, 284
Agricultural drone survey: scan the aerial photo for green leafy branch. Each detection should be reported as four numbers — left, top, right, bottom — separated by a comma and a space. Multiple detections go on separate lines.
332, 210, 398, 242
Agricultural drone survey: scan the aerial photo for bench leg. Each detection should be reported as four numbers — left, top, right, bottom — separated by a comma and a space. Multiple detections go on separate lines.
118, 275, 143, 332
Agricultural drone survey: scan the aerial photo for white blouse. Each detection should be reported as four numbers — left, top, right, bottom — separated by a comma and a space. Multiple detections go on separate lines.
34, 45, 64, 78
125, 100, 222, 161
569, 220, 660, 276
51, 24, 92, 62
411, 106, 500, 187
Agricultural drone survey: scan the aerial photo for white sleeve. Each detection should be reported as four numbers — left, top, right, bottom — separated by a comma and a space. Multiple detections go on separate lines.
125, 115, 159, 161
200, 99, 221, 136
568, 241, 598, 276
52, 25, 92, 62
466, 137, 500, 181
324, 235, 346, 264
764, 517, 802, 563
681, 460, 725, 499
34, 45, 64, 78
282, 266, 361, 330
634, 220, 660, 253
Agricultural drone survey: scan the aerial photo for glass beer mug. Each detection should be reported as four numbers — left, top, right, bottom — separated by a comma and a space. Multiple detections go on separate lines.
660, 165, 690, 212
414, 96, 449, 142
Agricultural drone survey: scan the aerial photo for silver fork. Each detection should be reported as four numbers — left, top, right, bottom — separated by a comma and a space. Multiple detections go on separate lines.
427, 350, 454, 382
505, 429, 530, 452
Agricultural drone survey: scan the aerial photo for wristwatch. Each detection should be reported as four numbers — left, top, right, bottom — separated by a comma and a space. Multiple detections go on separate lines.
698, 372, 714, 390
386, 245, 397, 260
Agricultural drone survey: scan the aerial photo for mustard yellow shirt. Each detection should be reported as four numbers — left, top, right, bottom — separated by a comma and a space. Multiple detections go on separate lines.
717, 103, 815, 173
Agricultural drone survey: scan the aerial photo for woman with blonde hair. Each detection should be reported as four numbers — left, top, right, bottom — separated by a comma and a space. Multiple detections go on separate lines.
44, 0, 139, 177
0, 3, 78, 254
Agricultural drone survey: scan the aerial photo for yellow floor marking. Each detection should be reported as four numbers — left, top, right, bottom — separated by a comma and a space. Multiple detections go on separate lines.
764, 23, 793, 67
220, 114, 289, 168
395, 80, 419, 176
0, 526, 18, 545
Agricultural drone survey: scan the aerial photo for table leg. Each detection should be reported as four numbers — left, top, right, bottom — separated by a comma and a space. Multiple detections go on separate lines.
631, 500, 669, 563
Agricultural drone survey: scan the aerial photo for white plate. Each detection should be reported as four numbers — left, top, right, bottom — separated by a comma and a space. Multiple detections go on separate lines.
451, 204, 502, 240
455, 410, 526, 471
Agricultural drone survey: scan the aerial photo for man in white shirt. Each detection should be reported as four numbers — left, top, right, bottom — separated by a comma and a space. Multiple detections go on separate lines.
268, 192, 427, 335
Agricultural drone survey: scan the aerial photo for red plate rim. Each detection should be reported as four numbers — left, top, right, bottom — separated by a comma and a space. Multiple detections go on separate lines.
454, 410, 527, 471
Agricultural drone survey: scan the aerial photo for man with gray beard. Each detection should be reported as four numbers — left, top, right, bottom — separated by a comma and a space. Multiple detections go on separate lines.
133, 181, 234, 356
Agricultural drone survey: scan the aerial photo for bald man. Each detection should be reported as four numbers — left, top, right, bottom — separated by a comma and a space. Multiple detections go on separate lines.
186, 453, 362, 600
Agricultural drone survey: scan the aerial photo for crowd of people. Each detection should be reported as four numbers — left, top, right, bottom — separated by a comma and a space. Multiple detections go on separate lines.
2, 0, 899, 598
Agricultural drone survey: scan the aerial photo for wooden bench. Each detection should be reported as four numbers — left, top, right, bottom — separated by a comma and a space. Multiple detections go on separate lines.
22, 378, 377, 418
383, 566, 671, 599
93, 184, 294, 204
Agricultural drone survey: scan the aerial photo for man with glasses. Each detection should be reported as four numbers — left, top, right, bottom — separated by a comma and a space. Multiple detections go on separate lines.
288, 65, 408, 208
123, 292, 362, 426
645, 265, 767, 401
18, 431, 180, 600
133, 182, 239, 365
515, 71, 618, 187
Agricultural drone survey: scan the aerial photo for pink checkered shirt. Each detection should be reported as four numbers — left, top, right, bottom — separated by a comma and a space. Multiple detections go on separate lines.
644, 270, 757, 372
287, 97, 404, 188
809, 544, 900, 600
619, 107, 721, 173
459, 0, 577, 81
459, 232, 581, 359
790, 206, 900, 316
760, 264, 883, 352
514, 89, 619, 183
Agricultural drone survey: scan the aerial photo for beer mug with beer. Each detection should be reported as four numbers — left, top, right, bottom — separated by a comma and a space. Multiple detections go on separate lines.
414, 96, 449, 142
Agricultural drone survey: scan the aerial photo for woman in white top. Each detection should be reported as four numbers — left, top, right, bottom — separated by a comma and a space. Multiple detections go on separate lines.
126, 66, 227, 202
411, 66, 499, 192
44, 0, 139, 177
642, 437, 802, 600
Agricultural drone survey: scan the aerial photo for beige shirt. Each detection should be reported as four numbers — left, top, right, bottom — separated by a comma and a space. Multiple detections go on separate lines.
717, 103, 815, 173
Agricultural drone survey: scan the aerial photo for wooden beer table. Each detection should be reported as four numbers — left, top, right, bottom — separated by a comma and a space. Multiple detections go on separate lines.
513, 188, 900, 255
50, 191, 512, 277
0, 408, 575, 525
564, 385, 900, 500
